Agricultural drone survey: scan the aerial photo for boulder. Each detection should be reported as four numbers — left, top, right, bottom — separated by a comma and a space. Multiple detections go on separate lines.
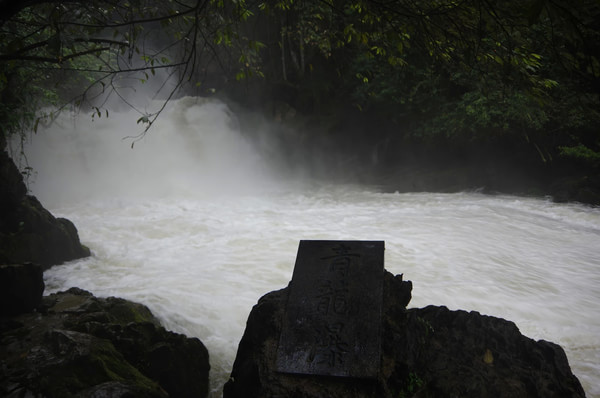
0, 263, 44, 316
0, 288, 210, 398
0, 148, 90, 269
223, 271, 585, 398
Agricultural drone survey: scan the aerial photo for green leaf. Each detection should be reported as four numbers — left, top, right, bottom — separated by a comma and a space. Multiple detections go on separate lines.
559, 144, 600, 162
235, 70, 246, 81
241, 9, 254, 20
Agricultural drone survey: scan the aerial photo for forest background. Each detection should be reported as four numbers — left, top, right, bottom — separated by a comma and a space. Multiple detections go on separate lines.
1, 0, 599, 204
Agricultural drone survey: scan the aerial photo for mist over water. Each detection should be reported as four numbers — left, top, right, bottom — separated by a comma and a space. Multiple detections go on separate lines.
20, 98, 600, 397
22, 97, 282, 206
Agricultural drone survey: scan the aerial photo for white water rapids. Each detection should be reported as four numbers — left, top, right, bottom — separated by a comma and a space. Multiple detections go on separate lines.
18, 98, 600, 397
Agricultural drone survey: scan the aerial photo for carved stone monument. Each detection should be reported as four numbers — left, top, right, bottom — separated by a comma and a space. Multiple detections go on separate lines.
276, 240, 384, 378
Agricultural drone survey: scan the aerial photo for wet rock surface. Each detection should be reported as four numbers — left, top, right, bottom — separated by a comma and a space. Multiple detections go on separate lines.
0, 288, 210, 398
224, 271, 585, 398
0, 148, 90, 269
0, 263, 44, 316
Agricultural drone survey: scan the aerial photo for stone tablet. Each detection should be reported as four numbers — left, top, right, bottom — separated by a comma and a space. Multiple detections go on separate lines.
276, 240, 384, 378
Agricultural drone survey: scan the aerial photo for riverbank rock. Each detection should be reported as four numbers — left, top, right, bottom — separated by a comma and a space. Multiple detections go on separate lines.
0, 287, 210, 398
0, 148, 90, 269
0, 263, 44, 316
223, 271, 585, 398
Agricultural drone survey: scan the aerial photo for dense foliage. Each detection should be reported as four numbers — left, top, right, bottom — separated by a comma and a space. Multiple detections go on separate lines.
1, 0, 599, 200
244, 1, 599, 163
227, 0, 599, 201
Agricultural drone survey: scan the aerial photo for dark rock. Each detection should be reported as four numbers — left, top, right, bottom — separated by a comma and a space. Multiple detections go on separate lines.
0, 148, 90, 269
550, 175, 600, 205
76, 381, 165, 398
0, 288, 210, 398
224, 271, 585, 398
0, 263, 44, 316
0, 148, 27, 211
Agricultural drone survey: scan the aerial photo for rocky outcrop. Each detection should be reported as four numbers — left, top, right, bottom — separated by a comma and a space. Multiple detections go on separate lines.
0, 148, 90, 269
0, 263, 44, 316
223, 272, 585, 398
0, 287, 210, 398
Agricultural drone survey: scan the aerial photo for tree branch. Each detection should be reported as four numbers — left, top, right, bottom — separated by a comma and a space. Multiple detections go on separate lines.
0, 46, 110, 63
57, 6, 198, 29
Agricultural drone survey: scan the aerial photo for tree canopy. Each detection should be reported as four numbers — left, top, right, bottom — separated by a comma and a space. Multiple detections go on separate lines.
0, 0, 258, 142
249, 0, 599, 163
1, 0, 599, 193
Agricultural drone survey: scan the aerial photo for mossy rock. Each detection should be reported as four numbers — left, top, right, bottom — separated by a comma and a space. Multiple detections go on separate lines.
1, 289, 210, 397
35, 330, 168, 397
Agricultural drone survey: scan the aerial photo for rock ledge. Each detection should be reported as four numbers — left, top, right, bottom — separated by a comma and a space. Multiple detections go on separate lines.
1, 287, 210, 398
224, 271, 585, 398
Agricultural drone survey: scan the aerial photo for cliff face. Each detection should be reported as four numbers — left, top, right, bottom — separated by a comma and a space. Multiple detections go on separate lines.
224, 272, 586, 398
0, 147, 90, 269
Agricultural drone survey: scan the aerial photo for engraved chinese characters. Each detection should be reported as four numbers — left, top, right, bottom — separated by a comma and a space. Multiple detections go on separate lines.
276, 240, 384, 378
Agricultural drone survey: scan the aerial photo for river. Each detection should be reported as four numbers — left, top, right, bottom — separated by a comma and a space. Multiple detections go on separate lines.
21, 98, 600, 397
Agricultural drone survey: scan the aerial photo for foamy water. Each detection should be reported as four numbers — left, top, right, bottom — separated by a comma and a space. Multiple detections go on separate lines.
21, 98, 600, 397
